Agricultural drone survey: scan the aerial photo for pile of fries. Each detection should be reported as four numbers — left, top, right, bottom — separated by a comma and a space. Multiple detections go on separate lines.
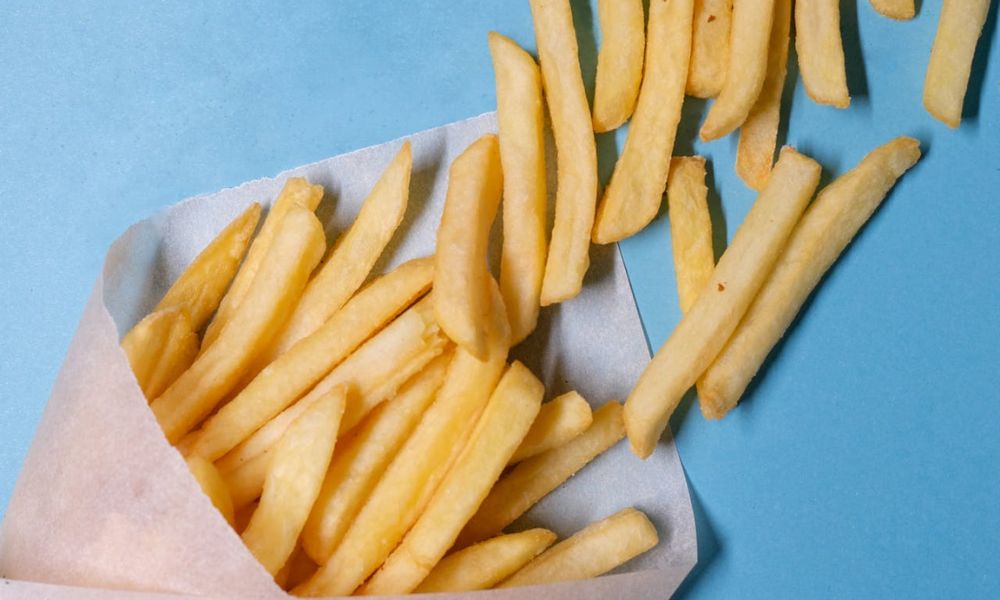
117, 0, 989, 594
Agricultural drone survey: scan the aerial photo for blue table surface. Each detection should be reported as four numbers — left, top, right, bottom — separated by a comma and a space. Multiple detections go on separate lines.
1, 1, 997, 598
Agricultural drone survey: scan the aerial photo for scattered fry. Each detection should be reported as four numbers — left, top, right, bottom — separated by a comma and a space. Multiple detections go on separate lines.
869, 0, 915, 20
415, 529, 557, 593
667, 157, 715, 314
185, 456, 234, 526
510, 391, 593, 463
923, 0, 990, 128
120, 306, 199, 400
795, 0, 850, 108
591, 0, 645, 132
687, 0, 733, 98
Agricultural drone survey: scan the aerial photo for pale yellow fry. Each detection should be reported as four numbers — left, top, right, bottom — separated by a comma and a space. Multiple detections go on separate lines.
458, 400, 625, 547
737, 0, 792, 191
268, 143, 412, 358
120, 306, 199, 400
434, 135, 503, 358
687, 0, 733, 98
592, 0, 694, 244
499, 508, 658, 587
701, 137, 921, 418
150, 209, 326, 443
489, 32, 548, 345
185, 256, 434, 462
667, 157, 715, 314
295, 282, 510, 597
186, 456, 234, 526
700, 0, 776, 141
223, 449, 270, 511
510, 391, 593, 463
624, 148, 820, 458
795, 0, 850, 108
415, 529, 556, 593
203, 178, 323, 348
242, 387, 345, 576
530, 0, 599, 305
301, 353, 452, 565
592, 0, 645, 132
924, 0, 990, 128
869, 0, 915, 20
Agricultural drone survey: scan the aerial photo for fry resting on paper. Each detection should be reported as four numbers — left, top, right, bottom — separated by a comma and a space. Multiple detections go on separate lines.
688, 0, 733, 98
667, 157, 715, 315
415, 529, 557, 593
591, 0, 645, 132
510, 390, 593, 463
923, 0, 990, 128
121, 307, 199, 400
795, 0, 850, 108
869, 0, 914, 20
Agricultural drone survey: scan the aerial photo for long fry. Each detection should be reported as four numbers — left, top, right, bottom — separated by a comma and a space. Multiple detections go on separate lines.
415, 529, 556, 593
120, 306, 199, 400
869, 0, 915, 20
687, 0, 733, 98
923, 0, 991, 128
795, 0, 850, 108
667, 157, 715, 314
510, 391, 593, 463
591, 0, 645, 132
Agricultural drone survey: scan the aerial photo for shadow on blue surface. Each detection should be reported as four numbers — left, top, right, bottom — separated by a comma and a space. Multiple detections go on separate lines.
964, 0, 999, 124
672, 475, 721, 599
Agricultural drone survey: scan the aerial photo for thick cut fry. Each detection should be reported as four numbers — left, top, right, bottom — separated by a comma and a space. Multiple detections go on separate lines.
415, 529, 557, 593
295, 283, 510, 597
489, 32, 548, 345
795, 0, 850, 108
241, 387, 345, 576
186, 456, 234, 526
510, 391, 593, 463
699, 0, 777, 141
121, 307, 199, 400
458, 401, 624, 546
591, 0, 645, 132
203, 178, 323, 348
499, 508, 658, 587
592, 0, 695, 244
268, 143, 412, 358
223, 449, 270, 510
359, 362, 544, 595
625, 149, 820, 458
185, 257, 433, 462
150, 209, 326, 443
924, 0, 990, 128
869, 0, 915, 20
301, 354, 452, 564
667, 157, 715, 314
530, 0, 599, 305
687, 0, 733, 98
701, 138, 921, 418
434, 135, 503, 358
737, 0, 792, 191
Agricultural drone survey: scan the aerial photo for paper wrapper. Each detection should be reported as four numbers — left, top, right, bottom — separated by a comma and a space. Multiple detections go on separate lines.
0, 113, 695, 598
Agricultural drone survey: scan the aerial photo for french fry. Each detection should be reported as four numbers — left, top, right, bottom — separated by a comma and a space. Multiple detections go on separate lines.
923, 0, 991, 128
458, 400, 625, 547
795, 0, 850, 108
301, 354, 452, 565
736, 0, 792, 191
359, 361, 544, 595
233, 500, 258, 535
276, 545, 318, 592
699, 0, 776, 141
624, 148, 821, 458
120, 306, 199, 400
701, 137, 921, 418
185, 456, 234, 526
150, 208, 326, 443
184, 256, 433, 462
592, 0, 694, 244
591, 0, 645, 132
433, 135, 503, 358
687, 0, 733, 98
223, 449, 270, 511
510, 391, 593, 463
499, 508, 658, 587
241, 386, 346, 576
529, 0, 599, 305
869, 0, 915, 20
203, 178, 323, 348
414, 529, 557, 593
667, 157, 715, 314
489, 32, 548, 345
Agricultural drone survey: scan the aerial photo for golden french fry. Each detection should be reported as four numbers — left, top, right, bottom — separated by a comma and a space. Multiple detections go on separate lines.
701, 137, 921, 418
223, 449, 270, 511
203, 178, 323, 348
150, 208, 326, 443
499, 508, 658, 587
241, 387, 346, 576
458, 400, 624, 547
433, 135, 503, 358
489, 32, 548, 345
120, 306, 199, 400
687, 0, 733, 98
667, 157, 715, 314
592, 0, 694, 244
529, 0, 599, 305
510, 391, 593, 463
185, 256, 434, 462
415, 529, 557, 593
795, 0, 850, 108
699, 0, 776, 141
923, 0, 990, 128
737, 0, 792, 191
869, 0, 915, 20
185, 456, 234, 526
625, 148, 820, 458
591, 0, 645, 132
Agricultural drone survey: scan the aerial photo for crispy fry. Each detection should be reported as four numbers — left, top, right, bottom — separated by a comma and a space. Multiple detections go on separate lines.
869, 0, 915, 20
120, 306, 199, 400
625, 148, 820, 458
701, 137, 921, 418
591, 0, 645, 132
223, 449, 270, 511
185, 456, 234, 526
795, 0, 850, 108
415, 529, 556, 593
687, 0, 733, 98
510, 391, 593, 463
667, 157, 715, 314
923, 0, 990, 128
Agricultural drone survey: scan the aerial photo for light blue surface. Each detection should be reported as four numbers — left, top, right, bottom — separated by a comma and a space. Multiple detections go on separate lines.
0, 1, 997, 598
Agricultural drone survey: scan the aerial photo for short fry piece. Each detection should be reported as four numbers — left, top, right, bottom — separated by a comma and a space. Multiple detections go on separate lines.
625, 149, 821, 458
186, 456, 234, 526
667, 157, 715, 314
923, 0, 990, 128
223, 449, 270, 511
415, 529, 557, 593
795, 0, 850, 108
499, 508, 658, 587
687, 0, 733, 98
591, 0, 645, 132
869, 0, 915, 20
121, 307, 199, 399
701, 137, 921, 418
510, 391, 593, 463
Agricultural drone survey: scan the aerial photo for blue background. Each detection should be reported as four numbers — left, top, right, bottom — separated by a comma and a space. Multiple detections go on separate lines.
1, 1, 997, 598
